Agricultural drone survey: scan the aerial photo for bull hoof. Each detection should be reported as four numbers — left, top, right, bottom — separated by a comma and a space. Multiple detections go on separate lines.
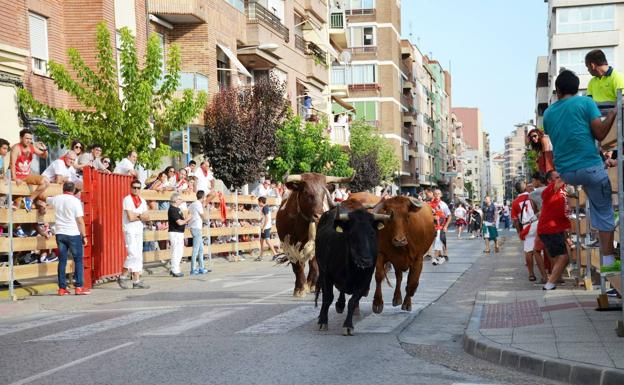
308, 285, 316, 293
318, 324, 328, 331
293, 289, 306, 298
335, 303, 345, 314
392, 297, 402, 307
401, 302, 412, 311
372, 302, 384, 314
342, 327, 354, 336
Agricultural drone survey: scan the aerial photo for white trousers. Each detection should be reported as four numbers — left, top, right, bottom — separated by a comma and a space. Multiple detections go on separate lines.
123, 232, 144, 272
169, 232, 185, 274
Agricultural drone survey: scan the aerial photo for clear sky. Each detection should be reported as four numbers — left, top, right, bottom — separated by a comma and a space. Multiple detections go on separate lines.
401, 0, 549, 152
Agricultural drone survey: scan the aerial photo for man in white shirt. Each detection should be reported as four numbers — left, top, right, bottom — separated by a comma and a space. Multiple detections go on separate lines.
114, 150, 138, 177
46, 182, 89, 296
252, 179, 271, 197
118, 179, 150, 289
255, 196, 277, 261
195, 161, 214, 193
188, 190, 217, 275
42, 151, 80, 187
185, 160, 197, 177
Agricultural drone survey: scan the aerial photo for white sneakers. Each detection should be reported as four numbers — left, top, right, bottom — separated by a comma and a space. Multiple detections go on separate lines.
432, 256, 448, 265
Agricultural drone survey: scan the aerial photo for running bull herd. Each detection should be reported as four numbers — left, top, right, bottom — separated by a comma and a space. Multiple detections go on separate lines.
275, 173, 435, 336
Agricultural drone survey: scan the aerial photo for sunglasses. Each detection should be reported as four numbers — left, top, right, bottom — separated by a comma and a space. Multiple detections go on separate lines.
74, 145, 82, 149
131, 186, 141, 189
529, 135, 538, 139
103, 160, 110, 164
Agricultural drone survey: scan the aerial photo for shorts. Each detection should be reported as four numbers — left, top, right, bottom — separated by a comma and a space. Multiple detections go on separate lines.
483, 224, 498, 241
455, 218, 467, 226
433, 230, 446, 251
561, 165, 614, 231
261, 229, 271, 239
538, 232, 567, 257
23, 175, 47, 185
523, 221, 538, 253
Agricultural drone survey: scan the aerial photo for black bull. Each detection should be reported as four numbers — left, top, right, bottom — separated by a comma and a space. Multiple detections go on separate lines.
275, 172, 353, 297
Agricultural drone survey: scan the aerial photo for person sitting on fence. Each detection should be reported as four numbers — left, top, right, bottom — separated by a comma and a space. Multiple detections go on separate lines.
9, 129, 50, 212
177, 168, 189, 191
113, 150, 138, 177
77, 143, 110, 174
195, 161, 214, 194
118, 179, 150, 289
168, 193, 191, 277
46, 181, 90, 296
252, 179, 272, 198
42, 151, 82, 189
188, 190, 217, 275
101, 156, 112, 172
586, 49, 624, 104
0, 138, 9, 180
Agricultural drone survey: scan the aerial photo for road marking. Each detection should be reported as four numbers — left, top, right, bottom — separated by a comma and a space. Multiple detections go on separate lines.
237, 305, 318, 334
248, 287, 292, 304
31, 310, 173, 341
142, 308, 236, 336
7, 342, 134, 385
0, 314, 82, 336
355, 305, 424, 333
222, 273, 275, 288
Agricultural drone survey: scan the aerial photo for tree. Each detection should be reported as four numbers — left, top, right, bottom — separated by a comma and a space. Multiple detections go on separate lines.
18, 22, 206, 169
349, 120, 399, 182
349, 151, 381, 191
267, 114, 352, 181
201, 76, 288, 189
465, 181, 474, 201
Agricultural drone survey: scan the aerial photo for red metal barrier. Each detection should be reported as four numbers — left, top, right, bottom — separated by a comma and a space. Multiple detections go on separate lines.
83, 167, 133, 283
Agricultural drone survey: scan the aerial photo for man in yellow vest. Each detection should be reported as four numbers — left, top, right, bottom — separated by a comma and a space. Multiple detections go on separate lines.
585, 49, 624, 103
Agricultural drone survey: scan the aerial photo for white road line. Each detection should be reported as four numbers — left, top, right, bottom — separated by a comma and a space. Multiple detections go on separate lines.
248, 287, 292, 304
237, 305, 318, 334
7, 342, 134, 385
142, 308, 236, 336
355, 305, 425, 333
30, 310, 173, 341
0, 314, 82, 336
222, 273, 275, 288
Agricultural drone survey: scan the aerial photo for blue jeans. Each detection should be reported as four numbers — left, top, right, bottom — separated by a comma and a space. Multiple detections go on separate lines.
56, 234, 84, 289
190, 228, 204, 271
561, 164, 615, 231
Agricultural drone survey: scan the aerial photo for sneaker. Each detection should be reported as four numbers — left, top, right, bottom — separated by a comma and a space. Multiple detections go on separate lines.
542, 285, 557, 291
40, 252, 58, 263
432, 256, 441, 265
23, 197, 33, 212
132, 281, 150, 289
199, 268, 210, 274
602, 260, 621, 273
443, 255, 449, 262
606, 288, 619, 297
58, 288, 70, 296
117, 276, 130, 289
75, 287, 91, 295
436, 256, 446, 265
14, 227, 26, 237
170, 271, 184, 278
190, 269, 200, 275
255, 256, 263, 262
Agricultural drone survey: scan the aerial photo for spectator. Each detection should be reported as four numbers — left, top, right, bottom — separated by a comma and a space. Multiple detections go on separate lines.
46, 182, 89, 295
512, 180, 548, 283
538, 171, 572, 290
186, 176, 198, 194
454, 203, 467, 239
77, 144, 110, 174
185, 160, 197, 177
530, 171, 553, 274
482, 196, 499, 253
0, 138, 9, 178
585, 49, 624, 103
527, 128, 554, 174
252, 179, 271, 198
118, 180, 150, 289
430, 189, 451, 265
544, 70, 618, 271
177, 168, 189, 191
188, 190, 216, 275
163, 166, 177, 189
255, 196, 277, 261
10, 129, 49, 211
501, 203, 511, 230
68, 140, 87, 172
101, 157, 112, 172
168, 193, 191, 277
114, 150, 138, 177
195, 161, 215, 194
42, 151, 81, 188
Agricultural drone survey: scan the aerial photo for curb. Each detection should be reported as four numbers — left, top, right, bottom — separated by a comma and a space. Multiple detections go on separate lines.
463, 292, 624, 385
0, 283, 58, 300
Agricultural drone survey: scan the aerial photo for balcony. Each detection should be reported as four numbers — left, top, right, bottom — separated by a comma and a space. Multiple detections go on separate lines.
348, 83, 381, 93
346, 46, 377, 58
245, 0, 289, 42
345, 8, 375, 16
295, 34, 306, 52
148, 0, 207, 23
306, 54, 329, 85
329, 123, 350, 147
329, 11, 347, 49
305, 0, 328, 23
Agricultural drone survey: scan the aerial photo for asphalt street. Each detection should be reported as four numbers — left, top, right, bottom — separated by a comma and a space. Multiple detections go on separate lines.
0, 231, 566, 385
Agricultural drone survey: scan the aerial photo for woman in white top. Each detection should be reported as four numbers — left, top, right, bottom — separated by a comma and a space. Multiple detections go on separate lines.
454, 203, 467, 239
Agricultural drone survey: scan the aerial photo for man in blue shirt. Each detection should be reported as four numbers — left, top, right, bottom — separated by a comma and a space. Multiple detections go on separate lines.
0, 138, 8, 178
543, 70, 618, 271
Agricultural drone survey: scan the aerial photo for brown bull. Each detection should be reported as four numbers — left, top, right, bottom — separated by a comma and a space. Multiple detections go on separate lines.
368, 196, 435, 313
276, 172, 353, 297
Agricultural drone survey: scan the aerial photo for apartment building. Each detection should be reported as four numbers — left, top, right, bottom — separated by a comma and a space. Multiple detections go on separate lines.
503, 124, 528, 202
535, 55, 549, 127
490, 152, 505, 205
452, 107, 485, 201
546, 0, 624, 100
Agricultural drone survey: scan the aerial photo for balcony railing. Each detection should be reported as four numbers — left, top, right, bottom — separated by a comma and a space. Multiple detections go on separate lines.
348, 83, 380, 92
245, 0, 289, 42
330, 123, 350, 147
345, 8, 375, 16
295, 34, 306, 52
347, 46, 377, 55
307, 42, 327, 64
330, 12, 345, 29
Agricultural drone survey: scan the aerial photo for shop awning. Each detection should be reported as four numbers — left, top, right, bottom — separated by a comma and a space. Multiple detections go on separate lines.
217, 43, 252, 78
332, 95, 355, 112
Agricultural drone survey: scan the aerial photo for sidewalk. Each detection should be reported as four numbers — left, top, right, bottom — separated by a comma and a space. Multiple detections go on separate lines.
462, 236, 624, 385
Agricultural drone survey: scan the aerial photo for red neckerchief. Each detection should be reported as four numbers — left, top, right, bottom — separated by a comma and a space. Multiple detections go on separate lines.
202, 168, 209, 177
63, 192, 74, 196
131, 194, 142, 208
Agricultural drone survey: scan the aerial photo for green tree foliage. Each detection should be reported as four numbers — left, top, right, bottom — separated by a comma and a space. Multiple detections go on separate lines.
525, 149, 538, 174
465, 181, 474, 201
349, 120, 399, 182
201, 77, 288, 189
18, 22, 206, 169
267, 114, 352, 181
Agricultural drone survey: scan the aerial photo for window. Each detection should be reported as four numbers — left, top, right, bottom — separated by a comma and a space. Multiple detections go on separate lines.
223, 0, 244, 13
557, 5, 614, 34
403, 143, 409, 162
349, 26, 375, 47
178, 72, 209, 92
346, 0, 375, 10
331, 64, 377, 85
28, 13, 49, 76
217, 46, 231, 90
557, 47, 614, 75
352, 101, 377, 121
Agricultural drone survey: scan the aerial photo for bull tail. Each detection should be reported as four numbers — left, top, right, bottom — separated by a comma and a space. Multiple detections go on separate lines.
383, 262, 393, 288
314, 274, 323, 308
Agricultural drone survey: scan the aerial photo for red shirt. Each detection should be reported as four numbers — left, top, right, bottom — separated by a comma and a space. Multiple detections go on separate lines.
511, 193, 529, 222
14, 144, 35, 180
537, 182, 570, 235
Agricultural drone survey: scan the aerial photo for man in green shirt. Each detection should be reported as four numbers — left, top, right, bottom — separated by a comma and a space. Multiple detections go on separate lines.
585, 49, 624, 103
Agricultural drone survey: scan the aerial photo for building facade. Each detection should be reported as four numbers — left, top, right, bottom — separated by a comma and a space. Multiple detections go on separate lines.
452, 107, 485, 202
490, 151, 505, 205
535, 55, 549, 127
503, 124, 528, 202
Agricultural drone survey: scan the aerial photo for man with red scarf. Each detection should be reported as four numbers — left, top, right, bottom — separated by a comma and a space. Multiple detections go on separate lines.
118, 180, 150, 289
195, 161, 215, 194
430, 189, 451, 265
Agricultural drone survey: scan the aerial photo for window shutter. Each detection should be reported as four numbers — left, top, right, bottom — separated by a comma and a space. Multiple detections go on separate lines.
28, 13, 48, 61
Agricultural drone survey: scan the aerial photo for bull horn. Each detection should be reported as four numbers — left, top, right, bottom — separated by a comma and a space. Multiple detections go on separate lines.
284, 174, 302, 183
324, 187, 336, 209
325, 174, 355, 184
373, 213, 391, 221
338, 213, 349, 221
408, 197, 423, 208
